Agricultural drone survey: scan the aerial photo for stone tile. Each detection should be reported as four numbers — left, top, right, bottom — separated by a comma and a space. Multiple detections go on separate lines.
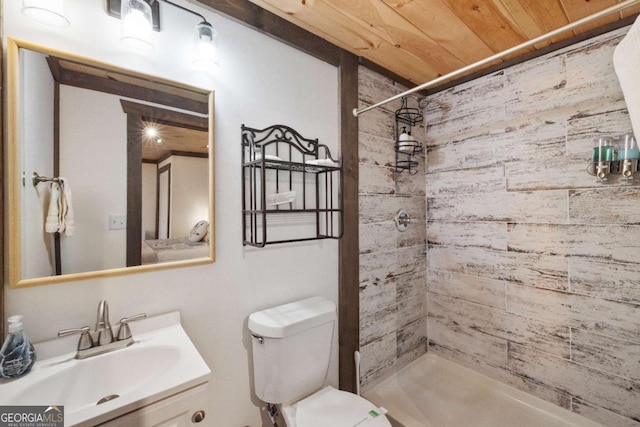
426, 165, 505, 197
498, 114, 566, 165
428, 244, 569, 291
396, 295, 424, 329
397, 195, 426, 222
427, 244, 509, 282
360, 304, 398, 347
358, 66, 405, 111
359, 163, 395, 195
360, 249, 397, 285
429, 293, 570, 358
571, 328, 640, 381
507, 343, 640, 421
569, 257, 640, 305
427, 221, 508, 250
503, 250, 569, 291
359, 276, 397, 317
359, 333, 397, 387
507, 223, 640, 264
427, 343, 572, 410
427, 70, 506, 125
359, 194, 397, 224
569, 187, 640, 225
505, 54, 567, 120
396, 269, 425, 302
396, 245, 426, 276
506, 283, 640, 343
359, 222, 396, 255
359, 131, 395, 168
357, 99, 395, 139
428, 190, 567, 223
571, 397, 640, 427
565, 29, 626, 89
428, 316, 507, 368
428, 270, 506, 309
426, 130, 503, 173
396, 219, 426, 249
397, 317, 427, 358
505, 154, 598, 191
566, 106, 632, 157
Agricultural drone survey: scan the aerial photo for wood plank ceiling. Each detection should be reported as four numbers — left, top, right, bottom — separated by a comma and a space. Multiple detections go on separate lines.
244, 0, 640, 86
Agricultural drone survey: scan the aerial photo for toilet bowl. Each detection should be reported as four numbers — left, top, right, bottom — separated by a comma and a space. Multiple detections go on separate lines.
280, 386, 391, 427
248, 296, 391, 427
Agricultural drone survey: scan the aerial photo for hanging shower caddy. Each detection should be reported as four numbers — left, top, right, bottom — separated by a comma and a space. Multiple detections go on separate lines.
394, 96, 424, 175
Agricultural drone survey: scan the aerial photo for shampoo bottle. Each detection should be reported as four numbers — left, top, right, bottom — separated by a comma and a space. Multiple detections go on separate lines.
0, 315, 36, 379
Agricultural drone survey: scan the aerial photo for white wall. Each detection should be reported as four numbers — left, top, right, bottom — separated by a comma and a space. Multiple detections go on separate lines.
168, 155, 208, 238
142, 163, 157, 239
59, 86, 128, 273
20, 49, 55, 279
3, 1, 340, 425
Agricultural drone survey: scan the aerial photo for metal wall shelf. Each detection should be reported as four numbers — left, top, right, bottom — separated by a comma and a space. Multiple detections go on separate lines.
241, 124, 343, 247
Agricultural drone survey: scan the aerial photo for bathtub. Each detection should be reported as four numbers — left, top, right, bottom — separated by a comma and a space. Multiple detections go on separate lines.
363, 353, 603, 427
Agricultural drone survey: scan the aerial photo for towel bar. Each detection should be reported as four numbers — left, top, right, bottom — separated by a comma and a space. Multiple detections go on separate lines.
32, 171, 60, 187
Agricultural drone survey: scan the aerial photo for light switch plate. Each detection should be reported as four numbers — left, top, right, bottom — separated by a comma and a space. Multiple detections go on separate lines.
109, 214, 127, 230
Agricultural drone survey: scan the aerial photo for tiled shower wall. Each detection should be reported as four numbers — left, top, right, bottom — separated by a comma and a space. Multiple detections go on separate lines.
426, 26, 640, 427
357, 68, 428, 387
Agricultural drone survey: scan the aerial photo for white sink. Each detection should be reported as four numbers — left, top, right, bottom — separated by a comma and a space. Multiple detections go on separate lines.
0, 311, 210, 426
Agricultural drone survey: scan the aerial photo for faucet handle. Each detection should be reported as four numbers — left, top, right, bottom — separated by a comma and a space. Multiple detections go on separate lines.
116, 313, 147, 341
58, 326, 94, 351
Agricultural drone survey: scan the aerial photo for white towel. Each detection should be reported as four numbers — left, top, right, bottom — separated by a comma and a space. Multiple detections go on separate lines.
45, 182, 61, 233
58, 177, 74, 236
305, 158, 338, 167
614, 16, 640, 139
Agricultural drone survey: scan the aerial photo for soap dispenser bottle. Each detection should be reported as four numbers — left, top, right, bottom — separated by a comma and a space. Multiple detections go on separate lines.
0, 315, 36, 379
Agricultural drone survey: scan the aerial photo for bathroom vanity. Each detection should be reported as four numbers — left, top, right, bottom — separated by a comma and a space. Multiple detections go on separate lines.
0, 311, 211, 426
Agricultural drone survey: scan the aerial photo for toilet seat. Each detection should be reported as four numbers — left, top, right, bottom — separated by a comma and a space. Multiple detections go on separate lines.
281, 386, 392, 427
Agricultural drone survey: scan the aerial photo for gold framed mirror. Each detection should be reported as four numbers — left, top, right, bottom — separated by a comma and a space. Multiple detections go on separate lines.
6, 38, 215, 288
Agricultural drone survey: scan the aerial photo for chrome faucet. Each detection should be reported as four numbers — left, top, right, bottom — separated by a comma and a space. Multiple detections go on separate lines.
58, 300, 146, 359
95, 300, 114, 346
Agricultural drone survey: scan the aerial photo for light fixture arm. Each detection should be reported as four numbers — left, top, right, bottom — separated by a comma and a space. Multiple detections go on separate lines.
159, 0, 209, 24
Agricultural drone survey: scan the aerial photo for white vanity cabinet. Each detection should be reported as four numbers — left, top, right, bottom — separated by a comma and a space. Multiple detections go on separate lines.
98, 383, 209, 427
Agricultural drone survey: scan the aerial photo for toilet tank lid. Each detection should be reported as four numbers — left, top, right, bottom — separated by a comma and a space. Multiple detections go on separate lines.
248, 296, 336, 338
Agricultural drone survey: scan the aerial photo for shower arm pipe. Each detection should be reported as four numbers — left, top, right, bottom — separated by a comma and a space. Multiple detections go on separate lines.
352, 0, 640, 117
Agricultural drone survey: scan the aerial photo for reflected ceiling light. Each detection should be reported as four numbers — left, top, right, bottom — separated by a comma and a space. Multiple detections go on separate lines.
145, 126, 162, 143
22, 0, 70, 27
120, 0, 154, 52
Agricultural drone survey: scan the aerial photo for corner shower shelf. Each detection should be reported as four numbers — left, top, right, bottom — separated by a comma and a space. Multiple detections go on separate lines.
242, 124, 343, 247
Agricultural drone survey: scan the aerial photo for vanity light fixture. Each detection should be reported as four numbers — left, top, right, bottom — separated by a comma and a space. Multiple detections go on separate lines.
107, 0, 217, 65
120, 0, 155, 52
22, 0, 70, 27
194, 21, 217, 66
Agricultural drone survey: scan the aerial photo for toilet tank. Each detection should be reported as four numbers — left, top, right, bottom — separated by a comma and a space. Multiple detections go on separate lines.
248, 296, 336, 404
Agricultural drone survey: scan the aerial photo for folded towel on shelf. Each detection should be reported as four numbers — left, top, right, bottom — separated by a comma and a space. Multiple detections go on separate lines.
305, 158, 338, 167
254, 154, 283, 161
45, 182, 61, 234
58, 177, 74, 236
614, 16, 640, 138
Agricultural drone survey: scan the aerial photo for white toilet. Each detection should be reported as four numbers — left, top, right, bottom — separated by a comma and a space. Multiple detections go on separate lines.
248, 296, 391, 427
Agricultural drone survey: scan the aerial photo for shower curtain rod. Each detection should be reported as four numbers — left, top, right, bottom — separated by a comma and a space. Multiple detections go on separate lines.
353, 0, 640, 117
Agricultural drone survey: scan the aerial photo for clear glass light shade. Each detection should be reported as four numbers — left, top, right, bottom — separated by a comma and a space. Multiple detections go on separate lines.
22, 0, 70, 27
121, 0, 153, 52
194, 22, 217, 66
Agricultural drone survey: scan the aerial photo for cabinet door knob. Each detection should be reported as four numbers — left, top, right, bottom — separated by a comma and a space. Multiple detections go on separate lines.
192, 410, 206, 423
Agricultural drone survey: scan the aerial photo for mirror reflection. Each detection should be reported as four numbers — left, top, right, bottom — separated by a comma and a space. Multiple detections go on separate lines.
9, 39, 214, 287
